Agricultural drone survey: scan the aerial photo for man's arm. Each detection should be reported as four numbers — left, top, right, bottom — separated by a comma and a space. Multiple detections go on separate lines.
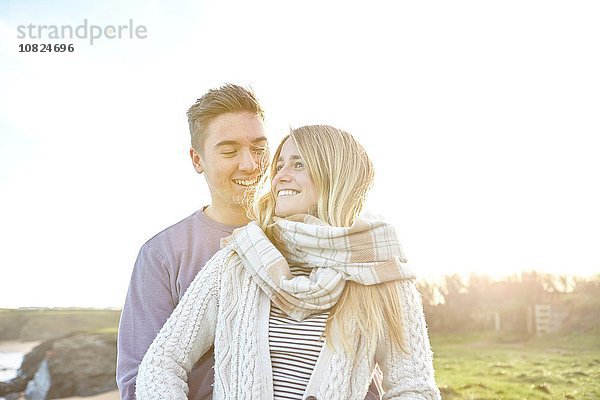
117, 243, 176, 400
135, 249, 224, 400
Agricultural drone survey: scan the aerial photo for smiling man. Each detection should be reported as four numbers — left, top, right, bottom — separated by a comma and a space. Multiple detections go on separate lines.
117, 84, 268, 400
190, 109, 268, 226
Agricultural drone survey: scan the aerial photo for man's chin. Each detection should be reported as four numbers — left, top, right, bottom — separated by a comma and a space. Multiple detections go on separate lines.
232, 196, 245, 206
232, 189, 256, 207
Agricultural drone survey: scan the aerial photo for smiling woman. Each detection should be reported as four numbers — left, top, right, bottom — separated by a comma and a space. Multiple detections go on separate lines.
272, 138, 318, 217
254, 125, 375, 230
136, 124, 441, 400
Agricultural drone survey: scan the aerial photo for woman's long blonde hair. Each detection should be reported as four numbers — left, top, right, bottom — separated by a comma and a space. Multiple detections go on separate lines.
251, 125, 405, 353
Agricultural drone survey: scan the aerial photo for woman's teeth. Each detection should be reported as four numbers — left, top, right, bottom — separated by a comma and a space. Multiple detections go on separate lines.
278, 189, 299, 197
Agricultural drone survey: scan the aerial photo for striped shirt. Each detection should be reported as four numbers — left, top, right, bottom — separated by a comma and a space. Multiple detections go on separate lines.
269, 265, 330, 400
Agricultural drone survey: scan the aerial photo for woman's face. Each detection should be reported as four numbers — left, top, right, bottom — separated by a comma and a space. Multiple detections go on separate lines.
272, 138, 318, 218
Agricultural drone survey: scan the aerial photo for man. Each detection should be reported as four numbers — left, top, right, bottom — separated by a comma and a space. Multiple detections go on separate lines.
117, 83, 269, 400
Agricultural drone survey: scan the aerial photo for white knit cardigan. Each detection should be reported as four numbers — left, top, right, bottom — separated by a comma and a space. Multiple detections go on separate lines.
135, 245, 441, 400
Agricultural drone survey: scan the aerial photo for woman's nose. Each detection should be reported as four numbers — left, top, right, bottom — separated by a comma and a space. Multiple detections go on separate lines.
274, 168, 291, 183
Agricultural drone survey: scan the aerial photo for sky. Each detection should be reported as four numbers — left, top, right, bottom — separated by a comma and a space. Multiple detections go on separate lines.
0, 0, 599, 308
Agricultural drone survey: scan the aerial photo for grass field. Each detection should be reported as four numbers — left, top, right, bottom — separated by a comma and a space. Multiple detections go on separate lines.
432, 332, 600, 400
0, 308, 121, 341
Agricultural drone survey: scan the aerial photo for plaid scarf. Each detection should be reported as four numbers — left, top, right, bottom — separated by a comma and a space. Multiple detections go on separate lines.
223, 214, 414, 321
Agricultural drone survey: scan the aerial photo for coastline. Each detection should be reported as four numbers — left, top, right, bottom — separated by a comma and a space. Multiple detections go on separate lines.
0, 341, 119, 400
0, 340, 42, 382
0, 340, 41, 354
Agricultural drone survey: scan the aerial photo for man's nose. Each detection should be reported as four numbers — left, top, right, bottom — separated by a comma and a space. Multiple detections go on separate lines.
239, 149, 258, 172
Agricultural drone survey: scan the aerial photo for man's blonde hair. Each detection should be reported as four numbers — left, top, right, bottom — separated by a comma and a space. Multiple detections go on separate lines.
252, 125, 405, 354
187, 83, 265, 153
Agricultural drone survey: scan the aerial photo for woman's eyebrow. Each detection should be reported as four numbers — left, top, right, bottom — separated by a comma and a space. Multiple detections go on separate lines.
277, 155, 301, 162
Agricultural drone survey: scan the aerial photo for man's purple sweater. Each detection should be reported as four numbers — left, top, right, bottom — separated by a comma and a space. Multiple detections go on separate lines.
117, 208, 241, 400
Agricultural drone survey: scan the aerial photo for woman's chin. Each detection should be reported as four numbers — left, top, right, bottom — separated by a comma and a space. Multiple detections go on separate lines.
274, 207, 293, 219
274, 210, 286, 218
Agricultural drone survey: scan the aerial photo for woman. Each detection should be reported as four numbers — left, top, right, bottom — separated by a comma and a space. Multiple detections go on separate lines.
136, 125, 441, 400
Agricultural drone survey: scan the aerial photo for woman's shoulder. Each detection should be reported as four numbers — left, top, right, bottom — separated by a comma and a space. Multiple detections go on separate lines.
217, 241, 240, 259
201, 242, 239, 273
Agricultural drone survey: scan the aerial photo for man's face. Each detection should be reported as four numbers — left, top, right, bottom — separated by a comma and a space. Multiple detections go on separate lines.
191, 111, 268, 210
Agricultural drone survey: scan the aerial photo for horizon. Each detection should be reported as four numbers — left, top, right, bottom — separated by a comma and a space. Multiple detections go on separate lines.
1, 269, 597, 309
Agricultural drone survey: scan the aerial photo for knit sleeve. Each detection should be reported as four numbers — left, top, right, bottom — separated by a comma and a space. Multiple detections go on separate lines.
135, 249, 229, 400
375, 279, 441, 400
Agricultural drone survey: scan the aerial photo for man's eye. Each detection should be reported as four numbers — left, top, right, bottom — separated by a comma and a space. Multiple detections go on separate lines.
252, 147, 267, 154
222, 151, 236, 156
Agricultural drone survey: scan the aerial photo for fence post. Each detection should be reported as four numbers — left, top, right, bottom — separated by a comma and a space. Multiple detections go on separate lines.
494, 311, 501, 331
526, 305, 534, 335
534, 304, 552, 336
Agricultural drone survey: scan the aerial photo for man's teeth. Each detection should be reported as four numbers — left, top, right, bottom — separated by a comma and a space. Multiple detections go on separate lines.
234, 177, 259, 186
278, 189, 300, 197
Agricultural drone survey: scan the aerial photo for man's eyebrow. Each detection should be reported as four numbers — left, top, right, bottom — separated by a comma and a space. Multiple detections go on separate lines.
251, 136, 268, 144
214, 140, 237, 149
214, 136, 268, 148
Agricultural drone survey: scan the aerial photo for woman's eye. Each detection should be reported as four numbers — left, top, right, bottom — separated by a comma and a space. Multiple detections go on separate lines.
222, 151, 236, 156
275, 164, 283, 171
294, 161, 304, 168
